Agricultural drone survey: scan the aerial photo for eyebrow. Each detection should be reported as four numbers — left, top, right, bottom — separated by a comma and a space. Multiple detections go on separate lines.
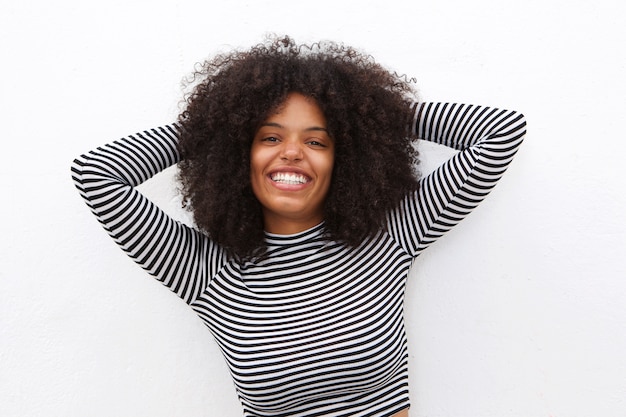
260, 122, 329, 133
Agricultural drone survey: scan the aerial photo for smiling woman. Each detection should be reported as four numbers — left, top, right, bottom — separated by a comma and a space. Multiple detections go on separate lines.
71, 35, 526, 417
250, 93, 335, 235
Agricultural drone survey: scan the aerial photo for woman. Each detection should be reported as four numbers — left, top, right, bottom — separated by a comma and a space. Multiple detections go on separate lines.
72, 36, 526, 417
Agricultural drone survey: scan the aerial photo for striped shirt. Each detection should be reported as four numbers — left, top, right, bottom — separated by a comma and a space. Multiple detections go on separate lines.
71, 102, 526, 416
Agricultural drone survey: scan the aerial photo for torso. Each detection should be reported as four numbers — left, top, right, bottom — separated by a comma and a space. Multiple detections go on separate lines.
192, 225, 414, 416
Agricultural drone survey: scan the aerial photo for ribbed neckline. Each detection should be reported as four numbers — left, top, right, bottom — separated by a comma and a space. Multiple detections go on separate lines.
263, 222, 326, 247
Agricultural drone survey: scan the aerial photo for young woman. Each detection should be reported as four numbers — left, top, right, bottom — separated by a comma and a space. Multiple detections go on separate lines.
72, 36, 526, 417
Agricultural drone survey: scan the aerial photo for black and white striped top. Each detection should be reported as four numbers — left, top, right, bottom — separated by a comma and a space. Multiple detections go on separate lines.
72, 102, 526, 417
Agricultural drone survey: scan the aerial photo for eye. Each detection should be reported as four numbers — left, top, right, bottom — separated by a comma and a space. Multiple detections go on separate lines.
306, 139, 327, 147
261, 136, 280, 143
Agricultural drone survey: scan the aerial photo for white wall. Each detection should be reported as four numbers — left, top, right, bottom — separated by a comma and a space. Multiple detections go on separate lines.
1, 1, 625, 416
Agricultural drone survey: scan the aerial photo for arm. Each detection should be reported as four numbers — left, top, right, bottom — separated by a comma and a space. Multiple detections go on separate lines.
71, 125, 227, 304
386, 102, 527, 257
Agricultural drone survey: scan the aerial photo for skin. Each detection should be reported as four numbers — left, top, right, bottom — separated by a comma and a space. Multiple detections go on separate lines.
250, 93, 335, 234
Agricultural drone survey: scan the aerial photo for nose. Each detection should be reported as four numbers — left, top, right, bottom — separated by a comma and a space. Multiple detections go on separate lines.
280, 139, 303, 161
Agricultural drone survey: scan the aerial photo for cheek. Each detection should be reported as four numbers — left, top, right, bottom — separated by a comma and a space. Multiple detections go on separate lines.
321, 155, 335, 182
249, 150, 267, 198
249, 162, 261, 192
249, 147, 264, 176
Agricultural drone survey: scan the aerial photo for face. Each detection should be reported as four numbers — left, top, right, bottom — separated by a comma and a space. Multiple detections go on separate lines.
250, 93, 335, 234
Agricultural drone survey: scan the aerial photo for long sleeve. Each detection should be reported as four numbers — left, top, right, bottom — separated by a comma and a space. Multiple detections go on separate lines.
71, 125, 227, 304
386, 102, 526, 257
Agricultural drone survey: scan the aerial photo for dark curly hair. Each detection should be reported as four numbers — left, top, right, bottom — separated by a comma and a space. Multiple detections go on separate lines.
177, 36, 420, 260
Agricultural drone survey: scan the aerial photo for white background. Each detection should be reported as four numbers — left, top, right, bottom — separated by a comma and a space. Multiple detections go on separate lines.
1, 1, 625, 416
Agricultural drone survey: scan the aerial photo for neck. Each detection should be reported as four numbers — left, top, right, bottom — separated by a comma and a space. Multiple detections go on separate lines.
263, 213, 323, 235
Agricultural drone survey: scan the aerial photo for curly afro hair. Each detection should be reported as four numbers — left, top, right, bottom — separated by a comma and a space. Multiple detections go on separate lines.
177, 36, 420, 260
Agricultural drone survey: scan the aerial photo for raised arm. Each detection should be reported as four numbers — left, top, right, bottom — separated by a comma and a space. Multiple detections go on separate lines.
71, 125, 227, 304
386, 102, 526, 257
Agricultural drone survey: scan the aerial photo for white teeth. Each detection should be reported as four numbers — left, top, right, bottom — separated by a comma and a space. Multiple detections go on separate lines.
271, 172, 308, 184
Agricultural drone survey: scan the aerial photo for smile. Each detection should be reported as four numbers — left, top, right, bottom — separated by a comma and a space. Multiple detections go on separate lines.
270, 172, 310, 185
